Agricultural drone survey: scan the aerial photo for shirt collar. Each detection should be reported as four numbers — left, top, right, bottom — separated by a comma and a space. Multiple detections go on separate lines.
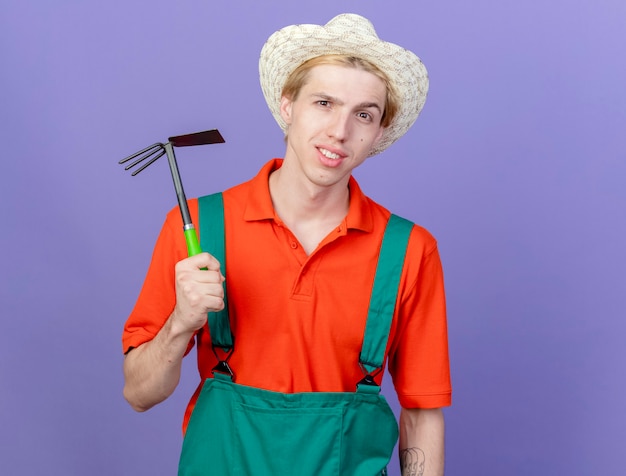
243, 159, 373, 233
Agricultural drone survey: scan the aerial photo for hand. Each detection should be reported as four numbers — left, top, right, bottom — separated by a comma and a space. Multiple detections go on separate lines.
171, 252, 225, 334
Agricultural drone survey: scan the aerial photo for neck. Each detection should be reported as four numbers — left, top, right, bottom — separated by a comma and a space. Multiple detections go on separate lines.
268, 162, 350, 254
269, 162, 350, 224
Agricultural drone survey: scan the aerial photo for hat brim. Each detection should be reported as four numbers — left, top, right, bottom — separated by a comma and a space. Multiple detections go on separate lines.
259, 13, 429, 156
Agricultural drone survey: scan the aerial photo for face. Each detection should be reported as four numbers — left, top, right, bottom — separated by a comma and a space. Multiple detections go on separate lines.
279, 64, 386, 191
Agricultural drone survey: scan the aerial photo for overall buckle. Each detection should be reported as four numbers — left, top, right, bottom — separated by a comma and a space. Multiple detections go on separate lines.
211, 344, 235, 379
356, 363, 383, 389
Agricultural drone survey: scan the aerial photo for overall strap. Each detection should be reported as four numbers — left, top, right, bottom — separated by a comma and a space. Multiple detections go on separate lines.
358, 214, 413, 377
198, 193, 233, 351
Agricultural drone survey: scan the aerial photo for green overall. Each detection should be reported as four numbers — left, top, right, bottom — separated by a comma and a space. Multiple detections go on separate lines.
178, 193, 413, 475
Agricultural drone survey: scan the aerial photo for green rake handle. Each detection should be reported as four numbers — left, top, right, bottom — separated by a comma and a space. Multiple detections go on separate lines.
184, 226, 203, 257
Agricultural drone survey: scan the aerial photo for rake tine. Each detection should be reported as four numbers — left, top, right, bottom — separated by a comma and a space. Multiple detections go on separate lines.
130, 149, 167, 176
120, 143, 165, 174
118, 143, 163, 165
122, 148, 163, 172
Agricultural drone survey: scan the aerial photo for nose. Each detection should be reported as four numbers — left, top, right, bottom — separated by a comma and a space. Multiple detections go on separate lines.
326, 111, 350, 142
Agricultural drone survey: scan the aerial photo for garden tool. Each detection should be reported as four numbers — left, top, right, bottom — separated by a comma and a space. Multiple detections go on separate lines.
119, 129, 225, 256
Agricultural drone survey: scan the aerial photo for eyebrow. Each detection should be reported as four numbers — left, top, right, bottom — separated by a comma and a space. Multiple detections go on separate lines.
311, 93, 383, 114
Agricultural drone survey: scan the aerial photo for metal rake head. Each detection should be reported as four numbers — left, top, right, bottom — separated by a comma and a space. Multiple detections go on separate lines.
118, 129, 225, 176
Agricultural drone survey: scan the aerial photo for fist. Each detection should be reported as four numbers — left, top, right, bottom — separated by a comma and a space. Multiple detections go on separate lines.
171, 252, 225, 333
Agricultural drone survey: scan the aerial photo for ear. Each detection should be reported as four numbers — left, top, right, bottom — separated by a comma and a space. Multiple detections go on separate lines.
279, 96, 293, 125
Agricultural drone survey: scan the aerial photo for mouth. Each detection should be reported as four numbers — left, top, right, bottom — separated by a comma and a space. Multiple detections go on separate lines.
318, 147, 343, 160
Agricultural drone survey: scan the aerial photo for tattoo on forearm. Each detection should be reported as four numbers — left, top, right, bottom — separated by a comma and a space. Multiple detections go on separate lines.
400, 447, 425, 476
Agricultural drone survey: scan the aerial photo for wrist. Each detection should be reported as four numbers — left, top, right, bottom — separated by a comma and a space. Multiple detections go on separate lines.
166, 309, 197, 345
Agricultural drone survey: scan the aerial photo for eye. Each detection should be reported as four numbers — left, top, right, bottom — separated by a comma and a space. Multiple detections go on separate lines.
317, 100, 330, 107
357, 111, 373, 122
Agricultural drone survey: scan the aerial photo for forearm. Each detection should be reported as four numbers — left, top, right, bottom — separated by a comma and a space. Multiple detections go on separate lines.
399, 408, 445, 476
123, 312, 195, 412
123, 252, 225, 411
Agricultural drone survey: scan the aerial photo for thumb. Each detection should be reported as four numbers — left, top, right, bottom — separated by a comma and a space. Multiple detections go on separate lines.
185, 252, 222, 273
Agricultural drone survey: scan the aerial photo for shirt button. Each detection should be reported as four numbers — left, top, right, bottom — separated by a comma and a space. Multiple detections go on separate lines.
290, 242, 298, 249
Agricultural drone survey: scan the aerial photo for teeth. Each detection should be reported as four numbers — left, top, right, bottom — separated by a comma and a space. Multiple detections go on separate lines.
320, 148, 340, 160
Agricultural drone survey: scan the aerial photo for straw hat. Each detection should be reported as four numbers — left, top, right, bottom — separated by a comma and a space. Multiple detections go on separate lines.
259, 13, 429, 156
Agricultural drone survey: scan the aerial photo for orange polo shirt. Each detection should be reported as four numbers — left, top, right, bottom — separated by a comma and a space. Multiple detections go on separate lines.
123, 159, 451, 431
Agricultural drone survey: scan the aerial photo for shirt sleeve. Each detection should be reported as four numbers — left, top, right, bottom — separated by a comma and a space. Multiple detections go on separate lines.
387, 229, 452, 409
121, 202, 198, 354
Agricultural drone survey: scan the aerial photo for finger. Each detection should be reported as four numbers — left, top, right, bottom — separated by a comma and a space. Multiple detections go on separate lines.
176, 281, 224, 308
178, 252, 223, 273
188, 269, 225, 285
184, 284, 224, 303
200, 283, 225, 300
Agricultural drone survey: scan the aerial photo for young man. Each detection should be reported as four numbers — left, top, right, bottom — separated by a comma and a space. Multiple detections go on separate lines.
123, 13, 451, 476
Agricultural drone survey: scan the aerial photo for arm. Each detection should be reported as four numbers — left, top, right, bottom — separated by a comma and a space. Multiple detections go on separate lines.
399, 407, 445, 476
123, 252, 225, 412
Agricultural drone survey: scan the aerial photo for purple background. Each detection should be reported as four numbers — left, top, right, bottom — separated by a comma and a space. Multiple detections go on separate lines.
1, 1, 624, 474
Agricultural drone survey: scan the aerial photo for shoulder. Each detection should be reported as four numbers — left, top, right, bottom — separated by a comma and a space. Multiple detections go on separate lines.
406, 222, 438, 256
364, 195, 438, 254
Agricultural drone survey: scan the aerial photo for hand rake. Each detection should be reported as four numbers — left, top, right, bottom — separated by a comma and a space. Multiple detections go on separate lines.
119, 129, 225, 256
